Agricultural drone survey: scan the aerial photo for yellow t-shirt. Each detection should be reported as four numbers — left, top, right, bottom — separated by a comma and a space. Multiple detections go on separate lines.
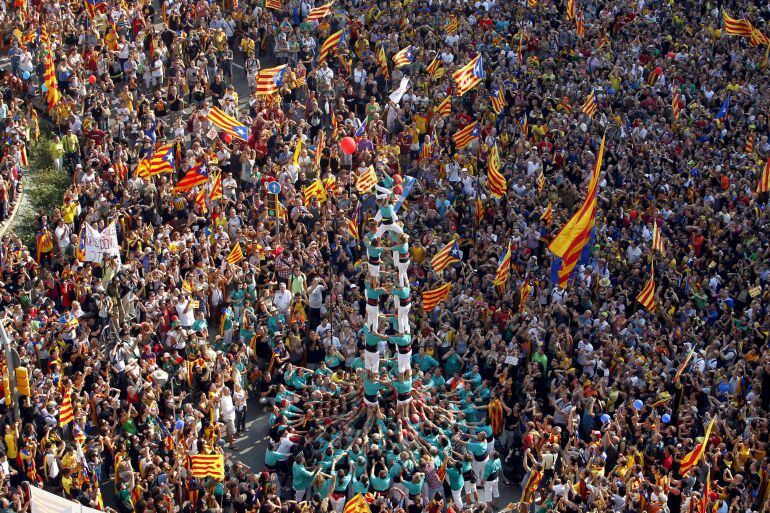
61, 202, 78, 224
411, 245, 426, 264
4, 433, 17, 459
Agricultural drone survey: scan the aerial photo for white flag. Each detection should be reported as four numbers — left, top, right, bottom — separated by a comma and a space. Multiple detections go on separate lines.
84, 222, 122, 265
30, 487, 79, 513
389, 77, 411, 104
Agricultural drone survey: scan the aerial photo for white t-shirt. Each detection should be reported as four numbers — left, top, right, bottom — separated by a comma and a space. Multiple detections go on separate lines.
175, 300, 194, 327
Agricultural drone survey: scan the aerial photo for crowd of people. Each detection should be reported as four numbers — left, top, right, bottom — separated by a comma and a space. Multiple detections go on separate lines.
0, 0, 769, 513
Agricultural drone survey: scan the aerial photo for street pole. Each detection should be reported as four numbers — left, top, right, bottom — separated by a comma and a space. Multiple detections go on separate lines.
0, 322, 21, 421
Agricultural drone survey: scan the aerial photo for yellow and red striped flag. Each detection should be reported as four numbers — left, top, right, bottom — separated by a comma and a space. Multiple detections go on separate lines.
672, 92, 684, 120
580, 89, 598, 117
59, 389, 74, 426
452, 54, 484, 96
207, 106, 249, 141
444, 16, 459, 35
548, 133, 606, 287
540, 202, 553, 224
475, 196, 484, 227
699, 469, 713, 513
173, 161, 208, 193
419, 139, 433, 161
537, 172, 545, 193
487, 144, 506, 198
303, 179, 327, 204
758, 159, 770, 194
392, 46, 415, 68
43, 46, 61, 110
355, 165, 377, 194
453, 121, 480, 150
346, 206, 359, 240
679, 416, 717, 476
426, 55, 442, 78
565, 0, 575, 20
315, 130, 325, 167
306, 1, 333, 23
636, 263, 657, 311
195, 188, 207, 213
343, 493, 372, 513
377, 45, 389, 79
331, 112, 340, 140
673, 348, 695, 383
135, 144, 175, 179
422, 283, 451, 312
226, 243, 244, 264
435, 96, 452, 118
189, 454, 225, 480
520, 470, 543, 505
519, 280, 532, 311
211, 172, 223, 201
722, 12, 753, 37
493, 242, 512, 288
431, 240, 462, 272
319, 29, 344, 63
528, 0, 537, 7
750, 27, 770, 47
651, 220, 665, 254
256, 64, 288, 96
576, 12, 585, 38
265, 0, 282, 9
744, 132, 754, 154
490, 87, 506, 114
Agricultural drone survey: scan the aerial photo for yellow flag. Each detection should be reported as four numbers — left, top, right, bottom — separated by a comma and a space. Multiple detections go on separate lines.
293, 136, 302, 165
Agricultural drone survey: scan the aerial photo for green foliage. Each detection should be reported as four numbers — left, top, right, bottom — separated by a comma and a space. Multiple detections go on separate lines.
14, 138, 70, 248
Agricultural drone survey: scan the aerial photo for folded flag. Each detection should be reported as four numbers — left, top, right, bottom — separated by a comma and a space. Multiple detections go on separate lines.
651, 220, 665, 254
355, 165, 377, 194
722, 12, 753, 37
207, 106, 249, 141
343, 493, 373, 513
435, 96, 452, 118
490, 86, 506, 114
59, 389, 74, 426
422, 283, 451, 312
487, 144, 506, 198
757, 158, 770, 194
581, 89, 598, 117
319, 29, 345, 63
493, 242, 512, 288
540, 202, 553, 224
265, 0, 282, 9
444, 16, 459, 35
679, 416, 717, 476
377, 45, 389, 79
426, 55, 443, 78
226, 243, 244, 264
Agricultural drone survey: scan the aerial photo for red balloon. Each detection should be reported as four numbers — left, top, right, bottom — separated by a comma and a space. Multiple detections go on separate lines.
88, 75, 96, 84
340, 136, 356, 155
223, 133, 232, 143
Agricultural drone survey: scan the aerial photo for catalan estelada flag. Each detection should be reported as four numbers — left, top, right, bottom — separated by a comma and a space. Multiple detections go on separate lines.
722, 12, 753, 37
136, 144, 175, 179
343, 493, 372, 513
757, 158, 770, 194
392, 46, 415, 68
306, 1, 333, 22
189, 454, 225, 480
452, 54, 484, 96
319, 29, 345, 63
207, 106, 249, 141
453, 121, 479, 150
490, 86, 506, 114
84, 0, 108, 17
173, 161, 208, 193
226, 243, 244, 264
435, 96, 452, 118
581, 89, 598, 117
256, 64, 287, 96
59, 389, 74, 426
422, 283, 451, 312
303, 179, 327, 204
431, 241, 462, 272
493, 242, 512, 287
651, 220, 664, 254
265, 0, 282, 9
487, 144, 506, 198
355, 165, 377, 194
636, 263, 657, 311
679, 416, 717, 476
548, 133, 606, 287
520, 470, 542, 505
346, 206, 359, 240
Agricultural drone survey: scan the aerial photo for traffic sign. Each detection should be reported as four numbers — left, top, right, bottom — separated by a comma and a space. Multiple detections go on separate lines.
267, 181, 282, 194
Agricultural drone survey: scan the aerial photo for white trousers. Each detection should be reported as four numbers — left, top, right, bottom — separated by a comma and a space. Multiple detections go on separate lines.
397, 350, 411, 374
451, 489, 463, 509
374, 221, 404, 239
483, 479, 499, 503
367, 263, 380, 278
395, 258, 410, 287
397, 304, 411, 333
365, 304, 379, 331
364, 350, 379, 374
